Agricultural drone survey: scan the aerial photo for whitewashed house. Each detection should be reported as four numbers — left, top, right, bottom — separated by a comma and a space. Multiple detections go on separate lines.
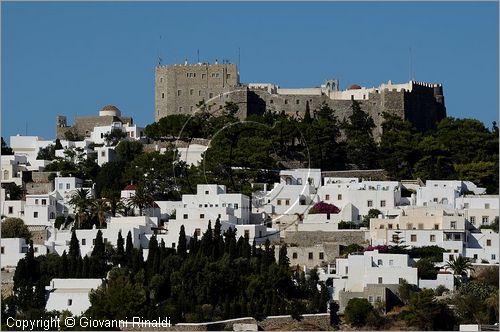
317, 178, 402, 222
416, 180, 486, 208
162, 184, 278, 248
46, 216, 157, 257
465, 229, 499, 264
456, 195, 499, 228
1, 238, 47, 268
252, 169, 321, 216
45, 278, 104, 316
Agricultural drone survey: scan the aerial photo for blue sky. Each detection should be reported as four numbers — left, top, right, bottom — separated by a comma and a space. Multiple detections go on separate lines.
2, 2, 498, 140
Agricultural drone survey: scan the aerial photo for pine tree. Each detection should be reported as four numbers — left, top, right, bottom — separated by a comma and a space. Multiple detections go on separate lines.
177, 225, 187, 258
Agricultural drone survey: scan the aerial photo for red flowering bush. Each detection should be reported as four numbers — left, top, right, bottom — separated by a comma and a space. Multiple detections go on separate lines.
364, 245, 389, 253
308, 201, 340, 214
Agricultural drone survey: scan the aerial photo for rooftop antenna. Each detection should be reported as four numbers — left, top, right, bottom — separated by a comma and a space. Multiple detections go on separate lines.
238, 47, 241, 71
197, 49, 200, 63
158, 35, 163, 65
25, 121, 28, 136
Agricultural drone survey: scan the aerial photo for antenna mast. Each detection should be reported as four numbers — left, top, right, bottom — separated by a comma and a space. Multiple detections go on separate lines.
158, 35, 163, 65
238, 47, 241, 73
197, 49, 200, 63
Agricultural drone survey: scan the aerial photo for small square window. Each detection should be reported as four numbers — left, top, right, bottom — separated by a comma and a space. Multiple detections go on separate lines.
8, 207, 13, 214
378, 277, 383, 284
389, 259, 393, 266
377, 259, 383, 266
296, 100, 300, 105
190, 89, 194, 95
367, 200, 373, 207
450, 221, 457, 229
470, 216, 476, 224
388, 224, 393, 229
277, 200, 282, 206
34, 212, 38, 218
42, 199, 47, 205
285, 200, 290, 206
418, 223, 424, 230
319, 252, 324, 260
482, 216, 489, 224
430, 235, 436, 242
200, 214, 205, 219
325, 194, 330, 200
195, 228, 201, 237
68, 299, 72, 306
0, 247, 4, 254
410, 234, 417, 242
66, 184, 70, 189
434, 224, 440, 230
244, 230, 250, 238
177, 90, 182, 96
308, 252, 313, 260
183, 214, 188, 219
492, 254, 496, 260
82, 239, 86, 245
338, 194, 342, 200
35, 199, 39, 205
380, 200, 386, 207
292, 252, 297, 259
485, 203, 490, 209
487, 239, 491, 246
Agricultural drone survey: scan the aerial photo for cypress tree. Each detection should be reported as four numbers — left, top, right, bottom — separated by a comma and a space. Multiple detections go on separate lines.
251, 239, 257, 257
68, 231, 80, 259
177, 225, 187, 258
278, 244, 289, 267
117, 231, 125, 259
189, 231, 199, 255
59, 251, 69, 278
91, 230, 105, 258
303, 100, 312, 124
125, 230, 133, 262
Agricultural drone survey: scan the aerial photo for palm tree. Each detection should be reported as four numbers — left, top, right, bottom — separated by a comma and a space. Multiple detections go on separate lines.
68, 188, 91, 229
92, 198, 111, 229
127, 187, 155, 216
444, 256, 475, 279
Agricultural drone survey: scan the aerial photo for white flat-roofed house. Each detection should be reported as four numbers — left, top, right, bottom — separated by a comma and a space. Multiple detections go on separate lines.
90, 122, 144, 145
416, 180, 486, 208
369, 207, 467, 262
1, 199, 25, 219
162, 184, 278, 248
331, 250, 418, 311
45, 278, 104, 316
465, 229, 499, 264
252, 169, 321, 216
1, 155, 28, 186
46, 216, 157, 257
24, 193, 58, 226
95, 146, 117, 166
317, 178, 402, 222
1, 238, 47, 269
9, 135, 54, 169
456, 195, 499, 228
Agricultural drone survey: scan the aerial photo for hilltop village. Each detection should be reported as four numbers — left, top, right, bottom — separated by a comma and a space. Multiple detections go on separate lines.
1, 63, 498, 331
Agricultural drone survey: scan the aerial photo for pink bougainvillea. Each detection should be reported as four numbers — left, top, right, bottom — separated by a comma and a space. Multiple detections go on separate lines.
308, 201, 340, 214
364, 245, 389, 253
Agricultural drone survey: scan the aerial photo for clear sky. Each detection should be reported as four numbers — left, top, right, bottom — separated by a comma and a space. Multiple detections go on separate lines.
2, 2, 498, 140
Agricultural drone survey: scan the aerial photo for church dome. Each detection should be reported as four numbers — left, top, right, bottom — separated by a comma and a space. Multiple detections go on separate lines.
99, 105, 121, 117
347, 84, 362, 90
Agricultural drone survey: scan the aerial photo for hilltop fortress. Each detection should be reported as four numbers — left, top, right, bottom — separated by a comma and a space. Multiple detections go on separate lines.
155, 62, 446, 135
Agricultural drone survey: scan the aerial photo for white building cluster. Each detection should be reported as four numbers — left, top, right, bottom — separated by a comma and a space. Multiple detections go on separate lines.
1, 122, 498, 320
